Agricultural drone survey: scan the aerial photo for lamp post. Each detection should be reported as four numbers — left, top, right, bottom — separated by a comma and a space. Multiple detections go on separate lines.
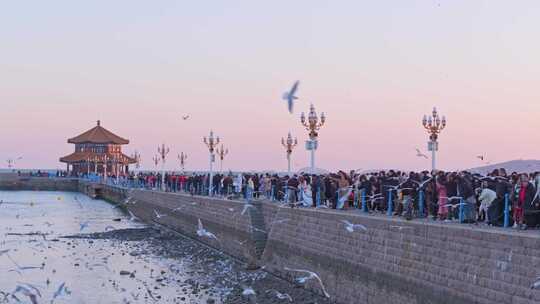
422, 107, 447, 172
300, 104, 326, 174
131, 150, 141, 171
281, 132, 298, 176
216, 145, 228, 173
157, 144, 170, 191
178, 152, 187, 172
203, 131, 220, 196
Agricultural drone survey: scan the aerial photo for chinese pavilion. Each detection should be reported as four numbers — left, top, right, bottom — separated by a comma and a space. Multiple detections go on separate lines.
60, 120, 136, 176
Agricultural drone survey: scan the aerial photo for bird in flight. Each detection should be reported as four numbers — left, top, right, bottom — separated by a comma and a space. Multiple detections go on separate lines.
531, 276, 540, 289
477, 155, 485, 161
79, 221, 89, 231
284, 267, 330, 298
341, 220, 367, 233
282, 80, 300, 114
181, 115, 190, 120
416, 148, 429, 159
153, 209, 167, 219
196, 219, 218, 240
411, 177, 433, 189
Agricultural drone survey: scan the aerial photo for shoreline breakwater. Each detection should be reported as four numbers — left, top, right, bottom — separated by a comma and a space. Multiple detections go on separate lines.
1, 175, 539, 304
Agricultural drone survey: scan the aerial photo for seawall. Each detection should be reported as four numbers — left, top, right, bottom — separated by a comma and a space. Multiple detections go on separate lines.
2, 177, 539, 304
0, 174, 79, 192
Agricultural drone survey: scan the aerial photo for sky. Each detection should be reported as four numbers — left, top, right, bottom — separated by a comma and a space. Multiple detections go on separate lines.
1, 0, 540, 172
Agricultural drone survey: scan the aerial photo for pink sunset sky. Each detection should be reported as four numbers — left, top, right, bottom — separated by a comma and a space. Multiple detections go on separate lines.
1, 1, 539, 172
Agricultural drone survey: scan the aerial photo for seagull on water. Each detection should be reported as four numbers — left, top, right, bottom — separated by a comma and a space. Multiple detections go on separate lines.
12, 285, 39, 304
341, 220, 367, 233
411, 177, 433, 188
51, 282, 68, 303
196, 219, 218, 240
282, 80, 300, 114
284, 267, 330, 298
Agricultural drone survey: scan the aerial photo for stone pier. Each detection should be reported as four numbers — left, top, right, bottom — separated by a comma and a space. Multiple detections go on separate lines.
2, 176, 539, 304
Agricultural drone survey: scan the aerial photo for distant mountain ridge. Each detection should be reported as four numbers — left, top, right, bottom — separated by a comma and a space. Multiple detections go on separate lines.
469, 159, 540, 174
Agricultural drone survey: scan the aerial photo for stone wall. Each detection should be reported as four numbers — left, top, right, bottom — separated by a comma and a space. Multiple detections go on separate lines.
124, 189, 268, 265
0, 175, 79, 192
262, 207, 540, 304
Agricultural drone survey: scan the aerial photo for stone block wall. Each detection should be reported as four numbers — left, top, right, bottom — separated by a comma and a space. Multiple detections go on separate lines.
261, 207, 540, 304
0, 176, 79, 192
12, 180, 539, 304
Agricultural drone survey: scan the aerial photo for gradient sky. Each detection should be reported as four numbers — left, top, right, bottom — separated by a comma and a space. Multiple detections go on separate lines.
1, 1, 540, 172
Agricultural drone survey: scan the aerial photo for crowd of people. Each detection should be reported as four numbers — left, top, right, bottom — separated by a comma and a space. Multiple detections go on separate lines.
96, 168, 540, 230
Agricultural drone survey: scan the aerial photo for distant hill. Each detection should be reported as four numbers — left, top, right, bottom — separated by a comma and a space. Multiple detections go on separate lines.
469, 159, 540, 174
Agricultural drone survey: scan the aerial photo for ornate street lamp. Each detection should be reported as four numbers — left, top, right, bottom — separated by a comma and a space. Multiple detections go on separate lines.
300, 104, 326, 174
422, 107, 447, 172
178, 152, 188, 172
152, 154, 160, 169
6, 157, 22, 172
281, 132, 298, 176
216, 145, 228, 173
131, 150, 141, 171
157, 144, 170, 191
203, 130, 220, 196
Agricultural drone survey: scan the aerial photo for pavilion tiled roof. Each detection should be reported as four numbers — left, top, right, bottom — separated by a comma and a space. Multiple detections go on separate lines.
59, 151, 136, 164
67, 120, 129, 144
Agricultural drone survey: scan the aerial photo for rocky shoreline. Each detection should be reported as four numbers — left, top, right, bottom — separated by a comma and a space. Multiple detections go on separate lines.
65, 227, 333, 304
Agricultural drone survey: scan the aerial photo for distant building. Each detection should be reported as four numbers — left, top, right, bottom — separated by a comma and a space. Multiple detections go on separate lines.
60, 120, 136, 176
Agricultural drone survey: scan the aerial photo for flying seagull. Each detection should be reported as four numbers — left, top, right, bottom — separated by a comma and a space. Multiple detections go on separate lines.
477, 155, 485, 161
341, 220, 367, 233
127, 210, 139, 222
196, 219, 218, 240
416, 148, 429, 159
182, 115, 190, 120
266, 290, 293, 302
282, 80, 300, 114
153, 209, 167, 219
241, 204, 254, 216
12, 285, 38, 304
79, 221, 89, 231
51, 282, 68, 303
241, 286, 256, 296
284, 267, 330, 298
531, 276, 540, 289
411, 177, 433, 188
